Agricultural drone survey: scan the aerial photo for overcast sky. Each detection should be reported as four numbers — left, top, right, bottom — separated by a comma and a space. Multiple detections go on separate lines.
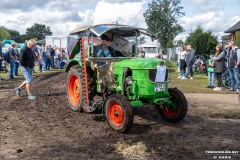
0, 0, 240, 42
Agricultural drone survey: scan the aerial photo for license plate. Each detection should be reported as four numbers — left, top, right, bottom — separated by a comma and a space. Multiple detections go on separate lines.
154, 84, 165, 92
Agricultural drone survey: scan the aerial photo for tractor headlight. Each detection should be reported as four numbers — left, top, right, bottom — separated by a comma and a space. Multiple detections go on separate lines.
125, 77, 133, 85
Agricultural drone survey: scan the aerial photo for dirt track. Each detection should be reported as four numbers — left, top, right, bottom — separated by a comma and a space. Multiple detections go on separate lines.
0, 72, 240, 160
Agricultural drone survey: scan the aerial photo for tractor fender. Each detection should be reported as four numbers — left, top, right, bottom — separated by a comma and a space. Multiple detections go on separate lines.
65, 58, 82, 72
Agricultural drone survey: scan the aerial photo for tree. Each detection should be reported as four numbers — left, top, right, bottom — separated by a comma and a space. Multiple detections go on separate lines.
236, 31, 240, 48
176, 39, 184, 46
0, 26, 22, 42
0, 29, 11, 41
25, 23, 52, 40
186, 26, 218, 55
8, 29, 22, 42
143, 0, 185, 49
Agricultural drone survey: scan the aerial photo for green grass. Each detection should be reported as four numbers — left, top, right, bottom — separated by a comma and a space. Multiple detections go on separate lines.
167, 61, 232, 94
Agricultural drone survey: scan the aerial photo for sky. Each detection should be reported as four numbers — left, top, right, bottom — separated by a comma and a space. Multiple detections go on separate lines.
0, 0, 240, 42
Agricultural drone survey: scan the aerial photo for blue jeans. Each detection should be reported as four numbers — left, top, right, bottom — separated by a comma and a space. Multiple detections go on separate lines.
50, 57, 55, 69
21, 67, 33, 83
59, 61, 65, 69
42, 59, 46, 71
46, 58, 51, 70
9, 59, 15, 78
208, 72, 215, 87
177, 62, 181, 71
185, 63, 194, 78
54, 58, 59, 68
14, 61, 19, 76
228, 67, 239, 90
180, 68, 185, 77
37, 60, 42, 72
0, 60, 2, 72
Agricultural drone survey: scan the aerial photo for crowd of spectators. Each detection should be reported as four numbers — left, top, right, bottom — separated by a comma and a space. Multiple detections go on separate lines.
32, 44, 68, 73
176, 41, 240, 94
0, 41, 68, 81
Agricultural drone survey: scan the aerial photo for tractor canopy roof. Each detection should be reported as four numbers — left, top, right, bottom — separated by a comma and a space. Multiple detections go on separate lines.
69, 24, 155, 38
67, 24, 155, 58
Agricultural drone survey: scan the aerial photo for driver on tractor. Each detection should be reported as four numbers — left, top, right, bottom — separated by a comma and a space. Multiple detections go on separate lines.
92, 32, 118, 90
93, 32, 116, 57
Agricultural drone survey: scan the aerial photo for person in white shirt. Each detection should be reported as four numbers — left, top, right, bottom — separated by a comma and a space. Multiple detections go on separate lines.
176, 49, 181, 72
177, 46, 187, 78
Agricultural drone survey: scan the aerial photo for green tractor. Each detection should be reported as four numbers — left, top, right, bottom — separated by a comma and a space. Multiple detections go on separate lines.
66, 24, 188, 132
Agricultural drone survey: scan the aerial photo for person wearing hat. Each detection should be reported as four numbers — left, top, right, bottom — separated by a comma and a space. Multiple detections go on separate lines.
92, 32, 117, 89
93, 32, 116, 57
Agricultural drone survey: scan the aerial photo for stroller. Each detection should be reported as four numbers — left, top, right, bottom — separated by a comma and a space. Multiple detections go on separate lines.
194, 56, 206, 74
0, 60, 8, 73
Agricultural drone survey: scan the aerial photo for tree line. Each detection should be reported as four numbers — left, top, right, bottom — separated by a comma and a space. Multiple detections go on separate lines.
144, 0, 218, 55
1, 0, 220, 55
0, 23, 52, 43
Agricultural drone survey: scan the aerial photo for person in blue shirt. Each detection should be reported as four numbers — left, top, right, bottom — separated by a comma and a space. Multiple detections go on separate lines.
40, 45, 47, 71
93, 32, 116, 58
182, 45, 195, 80
45, 45, 51, 70
32, 44, 40, 72
92, 32, 116, 68
9, 43, 17, 79
227, 41, 240, 94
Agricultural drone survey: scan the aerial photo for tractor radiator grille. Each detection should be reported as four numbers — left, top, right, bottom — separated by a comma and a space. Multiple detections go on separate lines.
148, 69, 168, 82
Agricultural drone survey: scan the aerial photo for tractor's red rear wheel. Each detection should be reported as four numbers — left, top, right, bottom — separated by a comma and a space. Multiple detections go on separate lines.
68, 74, 81, 106
105, 94, 133, 133
67, 65, 96, 112
67, 66, 83, 111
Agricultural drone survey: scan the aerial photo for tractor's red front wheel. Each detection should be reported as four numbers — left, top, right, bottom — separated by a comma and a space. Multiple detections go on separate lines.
108, 102, 124, 127
105, 94, 133, 133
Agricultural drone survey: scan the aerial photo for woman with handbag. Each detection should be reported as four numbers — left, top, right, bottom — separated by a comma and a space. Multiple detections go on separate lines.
212, 45, 226, 91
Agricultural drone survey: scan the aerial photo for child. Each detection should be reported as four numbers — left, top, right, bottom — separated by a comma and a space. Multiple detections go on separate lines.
206, 54, 215, 88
